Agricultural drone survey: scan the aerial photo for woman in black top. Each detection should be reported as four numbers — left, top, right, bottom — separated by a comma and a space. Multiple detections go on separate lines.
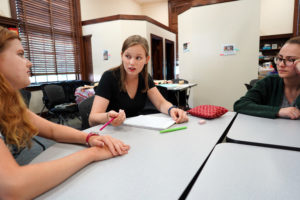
89, 35, 188, 126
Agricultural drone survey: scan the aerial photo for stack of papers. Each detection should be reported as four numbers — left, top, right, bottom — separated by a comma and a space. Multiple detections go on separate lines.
123, 115, 175, 130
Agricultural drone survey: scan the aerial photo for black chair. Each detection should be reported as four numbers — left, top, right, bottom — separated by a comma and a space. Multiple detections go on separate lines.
78, 96, 95, 130
40, 84, 78, 125
20, 89, 31, 107
244, 79, 259, 91
172, 79, 190, 110
19, 89, 46, 151
140, 97, 160, 115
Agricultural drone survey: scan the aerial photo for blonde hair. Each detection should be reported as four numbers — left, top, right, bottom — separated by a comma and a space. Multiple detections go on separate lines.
111, 35, 150, 93
0, 26, 38, 150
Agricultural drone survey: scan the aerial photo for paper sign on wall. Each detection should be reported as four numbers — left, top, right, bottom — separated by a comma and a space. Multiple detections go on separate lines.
220, 44, 237, 56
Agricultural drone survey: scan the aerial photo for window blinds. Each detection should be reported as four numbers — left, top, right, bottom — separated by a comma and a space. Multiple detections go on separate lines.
15, 0, 80, 77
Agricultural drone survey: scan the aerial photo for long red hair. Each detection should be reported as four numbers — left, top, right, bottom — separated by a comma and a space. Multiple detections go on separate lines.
0, 26, 38, 150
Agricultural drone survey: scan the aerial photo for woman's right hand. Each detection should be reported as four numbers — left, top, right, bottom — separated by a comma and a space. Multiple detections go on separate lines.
89, 136, 130, 161
278, 107, 300, 119
107, 109, 126, 126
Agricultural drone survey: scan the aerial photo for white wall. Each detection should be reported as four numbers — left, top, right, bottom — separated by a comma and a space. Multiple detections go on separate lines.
80, 0, 142, 21
178, 0, 260, 111
82, 20, 175, 81
146, 22, 176, 77
260, 0, 294, 35
0, 0, 11, 17
141, 1, 169, 26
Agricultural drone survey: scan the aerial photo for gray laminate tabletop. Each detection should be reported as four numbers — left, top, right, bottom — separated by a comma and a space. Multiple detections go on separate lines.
32, 112, 235, 200
187, 143, 300, 200
226, 113, 300, 150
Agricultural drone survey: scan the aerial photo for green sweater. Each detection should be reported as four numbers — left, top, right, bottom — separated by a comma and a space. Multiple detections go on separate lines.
234, 75, 300, 119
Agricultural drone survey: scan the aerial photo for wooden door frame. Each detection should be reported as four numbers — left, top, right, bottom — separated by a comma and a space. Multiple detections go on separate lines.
150, 33, 164, 80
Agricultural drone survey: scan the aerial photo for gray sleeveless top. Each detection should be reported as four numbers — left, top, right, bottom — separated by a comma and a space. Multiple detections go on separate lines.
0, 131, 22, 157
281, 95, 297, 108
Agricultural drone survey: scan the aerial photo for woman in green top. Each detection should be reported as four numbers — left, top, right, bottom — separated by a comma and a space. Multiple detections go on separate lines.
234, 36, 300, 119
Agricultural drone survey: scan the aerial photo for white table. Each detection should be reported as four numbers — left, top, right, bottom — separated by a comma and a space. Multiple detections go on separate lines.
31, 112, 235, 200
227, 114, 300, 151
187, 143, 300, 200
157, 83, 197, 109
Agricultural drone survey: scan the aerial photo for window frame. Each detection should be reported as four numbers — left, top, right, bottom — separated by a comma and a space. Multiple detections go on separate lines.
9, 0, 85, 89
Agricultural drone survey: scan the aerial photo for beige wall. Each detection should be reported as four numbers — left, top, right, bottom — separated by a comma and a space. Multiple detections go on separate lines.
82, 20, 175, 81
141, 1, 169, 26
260, 0, 294, 35
80, 0, 169, 26
178, 0, 260, 111
0, 0, 11, 17
80, 0, 142, 21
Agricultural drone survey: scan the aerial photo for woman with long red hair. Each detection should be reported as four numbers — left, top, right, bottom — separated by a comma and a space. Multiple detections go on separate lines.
0, 26, 130, 199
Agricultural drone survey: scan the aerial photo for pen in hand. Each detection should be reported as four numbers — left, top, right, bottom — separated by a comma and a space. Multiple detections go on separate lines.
99, 117, 115, 131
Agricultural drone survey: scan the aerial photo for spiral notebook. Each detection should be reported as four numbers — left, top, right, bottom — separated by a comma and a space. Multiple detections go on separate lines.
123, 115, 175, 130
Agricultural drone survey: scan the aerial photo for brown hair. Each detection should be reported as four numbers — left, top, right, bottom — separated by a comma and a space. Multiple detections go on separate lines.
286, 36, 300, 45
0, 26, 38, 150
111, 35, 150, 93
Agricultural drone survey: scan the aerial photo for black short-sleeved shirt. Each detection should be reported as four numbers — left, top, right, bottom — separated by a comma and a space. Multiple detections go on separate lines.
95, 68, 155, 117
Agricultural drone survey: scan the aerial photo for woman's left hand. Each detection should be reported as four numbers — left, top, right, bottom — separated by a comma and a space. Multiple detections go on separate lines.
88, 134, 130, 156
170, 108, 189, 124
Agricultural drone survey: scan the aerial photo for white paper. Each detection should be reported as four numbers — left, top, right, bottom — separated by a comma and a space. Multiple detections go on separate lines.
123, 115, 175, 130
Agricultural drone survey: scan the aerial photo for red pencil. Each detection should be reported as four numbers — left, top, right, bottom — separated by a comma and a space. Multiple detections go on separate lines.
99, 117, 115, 131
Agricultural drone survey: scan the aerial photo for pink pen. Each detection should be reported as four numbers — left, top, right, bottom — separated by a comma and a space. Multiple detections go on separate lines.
99, 117, 115, 131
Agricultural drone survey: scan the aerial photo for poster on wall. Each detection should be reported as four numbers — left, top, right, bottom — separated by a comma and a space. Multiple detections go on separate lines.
221, 44, 236, 56
103, 50, 109, 60
183, 42, 190, 53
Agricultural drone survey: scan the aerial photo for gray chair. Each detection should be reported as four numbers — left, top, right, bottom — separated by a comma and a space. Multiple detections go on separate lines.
19, 89, 46, 151
78, 96, 95, 130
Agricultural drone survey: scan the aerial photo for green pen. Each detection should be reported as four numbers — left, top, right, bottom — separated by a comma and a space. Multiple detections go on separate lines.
160, 126, 187, 133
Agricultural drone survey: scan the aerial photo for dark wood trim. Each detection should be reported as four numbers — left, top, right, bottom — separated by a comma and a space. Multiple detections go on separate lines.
9, 0, 17, 19
150, 33, 163, 41
0, 15, 19, 27
150, 33, 164, 79
74, 0, 85, 80
165, 38, 174, 44
293, 0, 299, 36
260, 33, 293, 40
82, 14, 176, 34
82, 34, 94, 82
191, 0, 238, 7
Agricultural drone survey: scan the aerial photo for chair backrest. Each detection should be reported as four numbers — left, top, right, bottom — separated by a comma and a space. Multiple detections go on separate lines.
250, 79, 259, 86
78, 95, 95, 130
41, 84, 66, 109
20, 89, 31, 107
245, 79, 259, 91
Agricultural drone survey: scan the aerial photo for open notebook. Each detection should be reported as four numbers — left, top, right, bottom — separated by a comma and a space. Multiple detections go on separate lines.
123, 115, 175, 130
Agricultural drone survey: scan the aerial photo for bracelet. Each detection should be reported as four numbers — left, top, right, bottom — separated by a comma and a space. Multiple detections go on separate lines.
168, 105, 177, 116
85, 132, 99, 147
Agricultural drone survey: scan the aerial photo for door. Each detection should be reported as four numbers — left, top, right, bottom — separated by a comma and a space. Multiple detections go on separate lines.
165, 39, 175, 80
82, 35, 94, 82
151, 34, 163, 80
